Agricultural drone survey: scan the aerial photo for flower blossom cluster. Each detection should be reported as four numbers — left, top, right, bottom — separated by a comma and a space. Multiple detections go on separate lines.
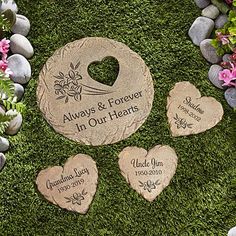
0, 38, 12, 77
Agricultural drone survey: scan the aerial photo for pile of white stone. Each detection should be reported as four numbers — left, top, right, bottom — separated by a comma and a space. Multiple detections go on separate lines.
189, 0, 236, 109
0, 0, 34, 171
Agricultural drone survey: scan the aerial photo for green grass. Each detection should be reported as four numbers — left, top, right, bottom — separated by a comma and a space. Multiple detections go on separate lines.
0, 0, 236, 235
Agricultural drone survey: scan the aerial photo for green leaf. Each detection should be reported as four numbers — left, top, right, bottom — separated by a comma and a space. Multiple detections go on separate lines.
3, 98, 25, 113
0, 76, 14, 99
0, 113, 16, 135
211, 39, 219, 48
229, 36, 236, 44
217, 47, 225, 56
229, 26, 236, 36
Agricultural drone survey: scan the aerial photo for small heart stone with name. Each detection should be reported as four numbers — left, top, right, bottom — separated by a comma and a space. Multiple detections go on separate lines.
118, 145, 178, 202
167, 81, 223, 137
36, 154, 98, 214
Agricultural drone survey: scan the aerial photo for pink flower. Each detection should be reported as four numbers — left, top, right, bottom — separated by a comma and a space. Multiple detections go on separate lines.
219, 69, 236, 86
0, 60, 8, 72
0, 38, 10, 55
225, 0, 233, 4
216, 32, 230, 45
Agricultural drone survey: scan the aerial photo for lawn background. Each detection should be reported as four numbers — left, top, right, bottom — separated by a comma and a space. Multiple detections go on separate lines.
0, 0, 236, 235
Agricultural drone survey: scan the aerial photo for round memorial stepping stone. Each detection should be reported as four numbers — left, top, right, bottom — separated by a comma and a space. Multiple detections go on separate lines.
188, 17, 214, 46
118, 145, 178, 202
167, 81, 223, 137
36, 154, 98, 214
37, 37, 154, 146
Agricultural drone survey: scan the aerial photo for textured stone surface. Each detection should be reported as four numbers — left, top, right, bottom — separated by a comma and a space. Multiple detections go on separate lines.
225, 88, 236, 108
12, 14, 30, 36
188, 17, 214, 46
194, 0, 210, 9
5, 109, 22, 135
10, 34, 34, 58
167, 81, 224, 137
0, 0, 18, 13
202, 5, 219, 19
8, 54, 31, 84
228, 226, 236, 236
208, 65, 225, 89
37, 37, 154, 146
14, 83, 24, 101
200, 39, 222, 64
0, 153, 6, 171
215, 14, 228, 29
36, 154, 98, 214
119, 145, 178, 202
0, 137, 9, 152
223, 53, 231, 62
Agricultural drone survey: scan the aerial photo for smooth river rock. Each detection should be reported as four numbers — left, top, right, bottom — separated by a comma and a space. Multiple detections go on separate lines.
194, 0, 210, 8
0, 153, 6, 171
5, 109, 22, 135
225, 88, 236, 108
202, 5, 219, 19
10, 34, 34, 58
200, 39, 222, 64
0, 137, 9, 152
0, 0, 18, 13
8, 54, 31, 84
215, 14, 228, 29
14, 83, 24, 101
223, 54, 231, 62
228, 226, 236, 236
188, 17, 214, 46
208, 65, 225, 89
12, 14, 30, 36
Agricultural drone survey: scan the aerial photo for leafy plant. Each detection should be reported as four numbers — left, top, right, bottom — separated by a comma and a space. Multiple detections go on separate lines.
0, 113, 16, 135
0, 13, 11, 33
211, 10, 236, 55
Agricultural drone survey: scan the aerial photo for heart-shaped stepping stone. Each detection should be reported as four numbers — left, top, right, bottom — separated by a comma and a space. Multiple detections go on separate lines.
36, 154, 98, 214
167, 81, 223, 137
118, 145, 178, 202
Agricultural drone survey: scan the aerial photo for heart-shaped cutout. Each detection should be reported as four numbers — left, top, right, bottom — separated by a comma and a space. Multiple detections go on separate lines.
88, 56, 119, 87
118, 145, 178, 202
36, 154, 98, 214
167, 81, 224, 137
